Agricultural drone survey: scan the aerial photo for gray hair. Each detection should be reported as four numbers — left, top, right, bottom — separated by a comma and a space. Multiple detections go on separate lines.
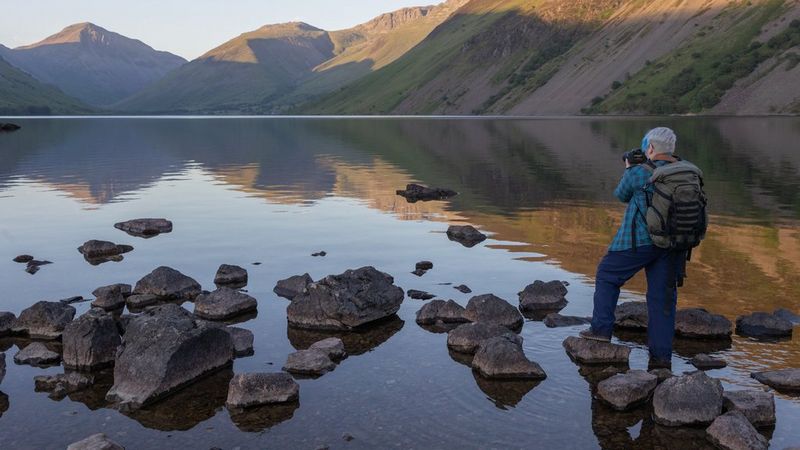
645, 127, 677, 154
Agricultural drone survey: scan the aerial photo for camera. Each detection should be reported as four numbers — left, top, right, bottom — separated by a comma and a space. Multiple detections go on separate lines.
622, 148, 647, 165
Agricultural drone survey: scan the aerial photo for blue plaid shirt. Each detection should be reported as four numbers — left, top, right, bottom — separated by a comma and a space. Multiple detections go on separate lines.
609, 160, 670, 251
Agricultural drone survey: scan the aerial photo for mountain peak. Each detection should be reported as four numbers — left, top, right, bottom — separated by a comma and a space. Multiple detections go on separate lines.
18, 22, 117, 49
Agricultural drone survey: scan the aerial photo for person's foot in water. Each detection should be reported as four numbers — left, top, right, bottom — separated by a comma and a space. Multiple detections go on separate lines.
579, 328, 611, 342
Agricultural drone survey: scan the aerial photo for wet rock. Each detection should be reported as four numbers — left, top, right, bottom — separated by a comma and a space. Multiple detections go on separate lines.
407, 289, 435, 300
563, 336, 630, 365
675, 308, 732, 339
273, 273, 313, 300
12, 301, 76, 339
62, 309, 121, 371
132, 266, 201, 301
751, 368, 800, 392
194, 287, 258, 321
518, 280, 568, 313
653, 371, 723, 427
472, 336, 546, 380
723, 390, 775, 428
415, 300, 469, 325
543, 313, 591, 328
66, 433, 124, 450
446, 225, 487, 247
447, 322, 522, 354
0, 312, 16, 337
411, 268, 427, 277
226, 372, 299, 409
226, 327, 254, 357
396, 184, 457, 202
464, 294, 523, 331
105, 304, 234, 410
308, 337, 346, 360
114, 218, 173, 237
126, 294, 160, 310
773, 308, 800, 325
283, 349, 336, 376
14, 342, 61, 366
690, 354, 727, 370
214, 264, 248, 286
454, 284, 472, 294
90, 284, 126, 311
34, 371, 94, 399
0, 353, 5, 384
287, 266, 404, 330
13, 254, 33, 263
415, 261, 433, 271
706, 410, 768, 450
596, 370, 658, 411
735, 312, 793, 338
614, 302, 649, 330
311, 251, 327, 257
77, 240, 133, 258
649, 368, 674, 383
0, 123, 21, 132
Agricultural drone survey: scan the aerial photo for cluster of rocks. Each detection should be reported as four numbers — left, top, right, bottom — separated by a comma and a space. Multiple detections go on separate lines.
77, 240, 134, 265
412, 260, 433, 277
114, 218, 172, 238
283, 337, 346, 377
396, 184, 457, 202
614, 302, 734, 339
12, 254, 52, 274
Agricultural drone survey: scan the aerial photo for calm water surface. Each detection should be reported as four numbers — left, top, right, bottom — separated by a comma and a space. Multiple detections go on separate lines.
0, 117, 798, 449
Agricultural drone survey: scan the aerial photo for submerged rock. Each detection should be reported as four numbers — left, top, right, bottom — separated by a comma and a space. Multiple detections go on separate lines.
194, 287, 258, 321
396, 184, 457, 202
675, 308, 732, 339
0, 312, 16, 337
690, 354, 727, 370
415, 300, 469, 325
90, 284, 126, 311
283, 349, 336, 376
214, 264, 248, 286
446, 225, 487, 247
471, 336, 546, 380
543, 313, 591, 328
14, 342, 61, 366
12, 301, 76, 339
114, 218, 173, 237
751, 368, 800, 392
705, 410, 768, 450
411, 268, 427, 277
454, 284, 472, 294
723, 390, 775, 428
12, 254, 33, 263
133, 266, 201, 301
407, 289, 435, 300
273, 273, 313, 300
447, 322, 522, 354
287, 266, 404, 330
66, 433, 124, 450
614, 302, 649, 330
226, 372, 299, 409
311, 251, 327, 257
653, 371, 723, 427
77, 240, 133, 258
596, 370, 658, 411
464, 294, 523, 331
0, 123, 21, 132
563, 336, 630, 365
105, 304, 234, 411
62, 309, 121, 371
34, 371, 94, 400
735, 312, 793, 338
518, 280, 568, 313
308, 337, 346, 360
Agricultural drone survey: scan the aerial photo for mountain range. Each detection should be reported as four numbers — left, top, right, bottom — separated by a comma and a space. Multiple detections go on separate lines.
1, 0, 799, 116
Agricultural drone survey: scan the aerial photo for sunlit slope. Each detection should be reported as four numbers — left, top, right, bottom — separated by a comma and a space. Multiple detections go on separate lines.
0, 55, 92, 115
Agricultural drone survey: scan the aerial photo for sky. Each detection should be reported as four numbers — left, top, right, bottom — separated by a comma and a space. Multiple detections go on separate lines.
0, 0, 434, 60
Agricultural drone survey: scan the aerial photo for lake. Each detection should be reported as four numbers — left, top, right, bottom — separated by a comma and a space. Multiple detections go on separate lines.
0, 117, 798, 449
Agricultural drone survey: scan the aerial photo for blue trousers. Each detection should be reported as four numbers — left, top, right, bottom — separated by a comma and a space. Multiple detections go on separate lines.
590, 245, 679, 360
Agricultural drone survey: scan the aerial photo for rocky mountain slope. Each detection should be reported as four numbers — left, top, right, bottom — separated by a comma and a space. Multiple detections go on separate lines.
0, 53, 92, 115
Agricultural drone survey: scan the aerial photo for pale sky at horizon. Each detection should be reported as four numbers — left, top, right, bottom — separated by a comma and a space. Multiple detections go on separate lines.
0, 0, 436, 60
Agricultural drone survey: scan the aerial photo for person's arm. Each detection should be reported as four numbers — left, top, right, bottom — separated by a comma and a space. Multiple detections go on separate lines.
613, 166, 644, 203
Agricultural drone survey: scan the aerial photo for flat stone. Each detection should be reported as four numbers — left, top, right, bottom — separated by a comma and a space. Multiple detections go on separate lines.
454, 284, 472, 294
446, 225, 487, 248
226, 327, 255, 357
34, 372, 94, 399
543, 313, 591, 328
273, 273, 313, 300
690, 354, 727, 370
723, 390, 776, 428
407, 289, 435, 300
13, 254, 33, 263
309, 337, 346, 360
396, 184, 457, 202
751, 368, 800, 392
90, 284, 126, 310
214, 264, 248, 286
0, 312, 16, 337
464, 294, 523, 331
415, 300, 469, 325
62, 308, 121, 371
518, 280, 568, 312
675, 308, 732, 339
114, 218, 173, 237
12, 301, 76, 339
471, 336, 546, 380
773, 308, 800, 325
194, 287, 258, 320
133, 266, 201, 301
596, 370, 658, 411
77, 240, 133, 258
14, 342, 61, 366
706, 410, 768, 450
653, 371, 723, 427
226, 373, 299, 409
562, 336, 630, 365
283, 349, 336, 376
614, 302, 648, 330
126, 294, 161, 309
736, 312, 793, 338
447, 322, 522, 354
66, 433, 124, 450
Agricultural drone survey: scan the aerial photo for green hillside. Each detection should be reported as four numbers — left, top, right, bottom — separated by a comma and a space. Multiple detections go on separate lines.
0, 55, 92, 115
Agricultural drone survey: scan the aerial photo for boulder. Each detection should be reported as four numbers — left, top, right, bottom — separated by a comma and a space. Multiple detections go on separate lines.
194, 287, 258, 321
675, 308, 732, 339
132, 266, 201, 301
114, 218, 173, 237
14, 342, 61, 366
226, 327, 255, 357
735, 312, 793, 338
273, 273, 313, 300
287, 267, 404, 330
105, 304, 234, 410
308, 337, 346, 360
723, 390, 775, 428
596, 370, 658, 411
396, 184, 457, 202
407, 290, 435, 300
12, 254, 33, 263
66, 433, 124, 450
12, 301, 76, 339
446, 225, 487, 247
464, 294, 523, 331
614, 302, 649, 330
705, 410, 768, 450
62, 309, 121, 370
225, 373, 299, 409
214, 264, 248, 286
518, 281, 568, 312
283, 349, 336, 376
126, 294, 160, 310
653, 371, 724, 426
751, 368, 800, 392
543, 314, 591, 328
454, 284, 472, 294
773, 308, 800, 325
90, 284, 126, 310
690, 354, 727, 370
34, 372, 94, 399
471, 336, 546, 380
415, 300, 469, 325
562, 336, 631, 365
0, 312, 16, 337
77, 240, 133, 258
447, 322, 522, 354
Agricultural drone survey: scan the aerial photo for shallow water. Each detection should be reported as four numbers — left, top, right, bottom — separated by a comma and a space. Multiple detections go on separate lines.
0, 117, 798, 449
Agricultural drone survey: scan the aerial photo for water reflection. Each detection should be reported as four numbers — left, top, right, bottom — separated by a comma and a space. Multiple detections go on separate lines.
472, 373, 541, 409
228, 402, 299, 433
287, 315, 404, 356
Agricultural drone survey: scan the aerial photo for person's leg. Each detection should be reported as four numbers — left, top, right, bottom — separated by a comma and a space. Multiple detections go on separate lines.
644, 250, 679, 363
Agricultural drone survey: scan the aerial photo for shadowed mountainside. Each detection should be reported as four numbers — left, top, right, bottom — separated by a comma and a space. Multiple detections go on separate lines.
0, 53, 93, 115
